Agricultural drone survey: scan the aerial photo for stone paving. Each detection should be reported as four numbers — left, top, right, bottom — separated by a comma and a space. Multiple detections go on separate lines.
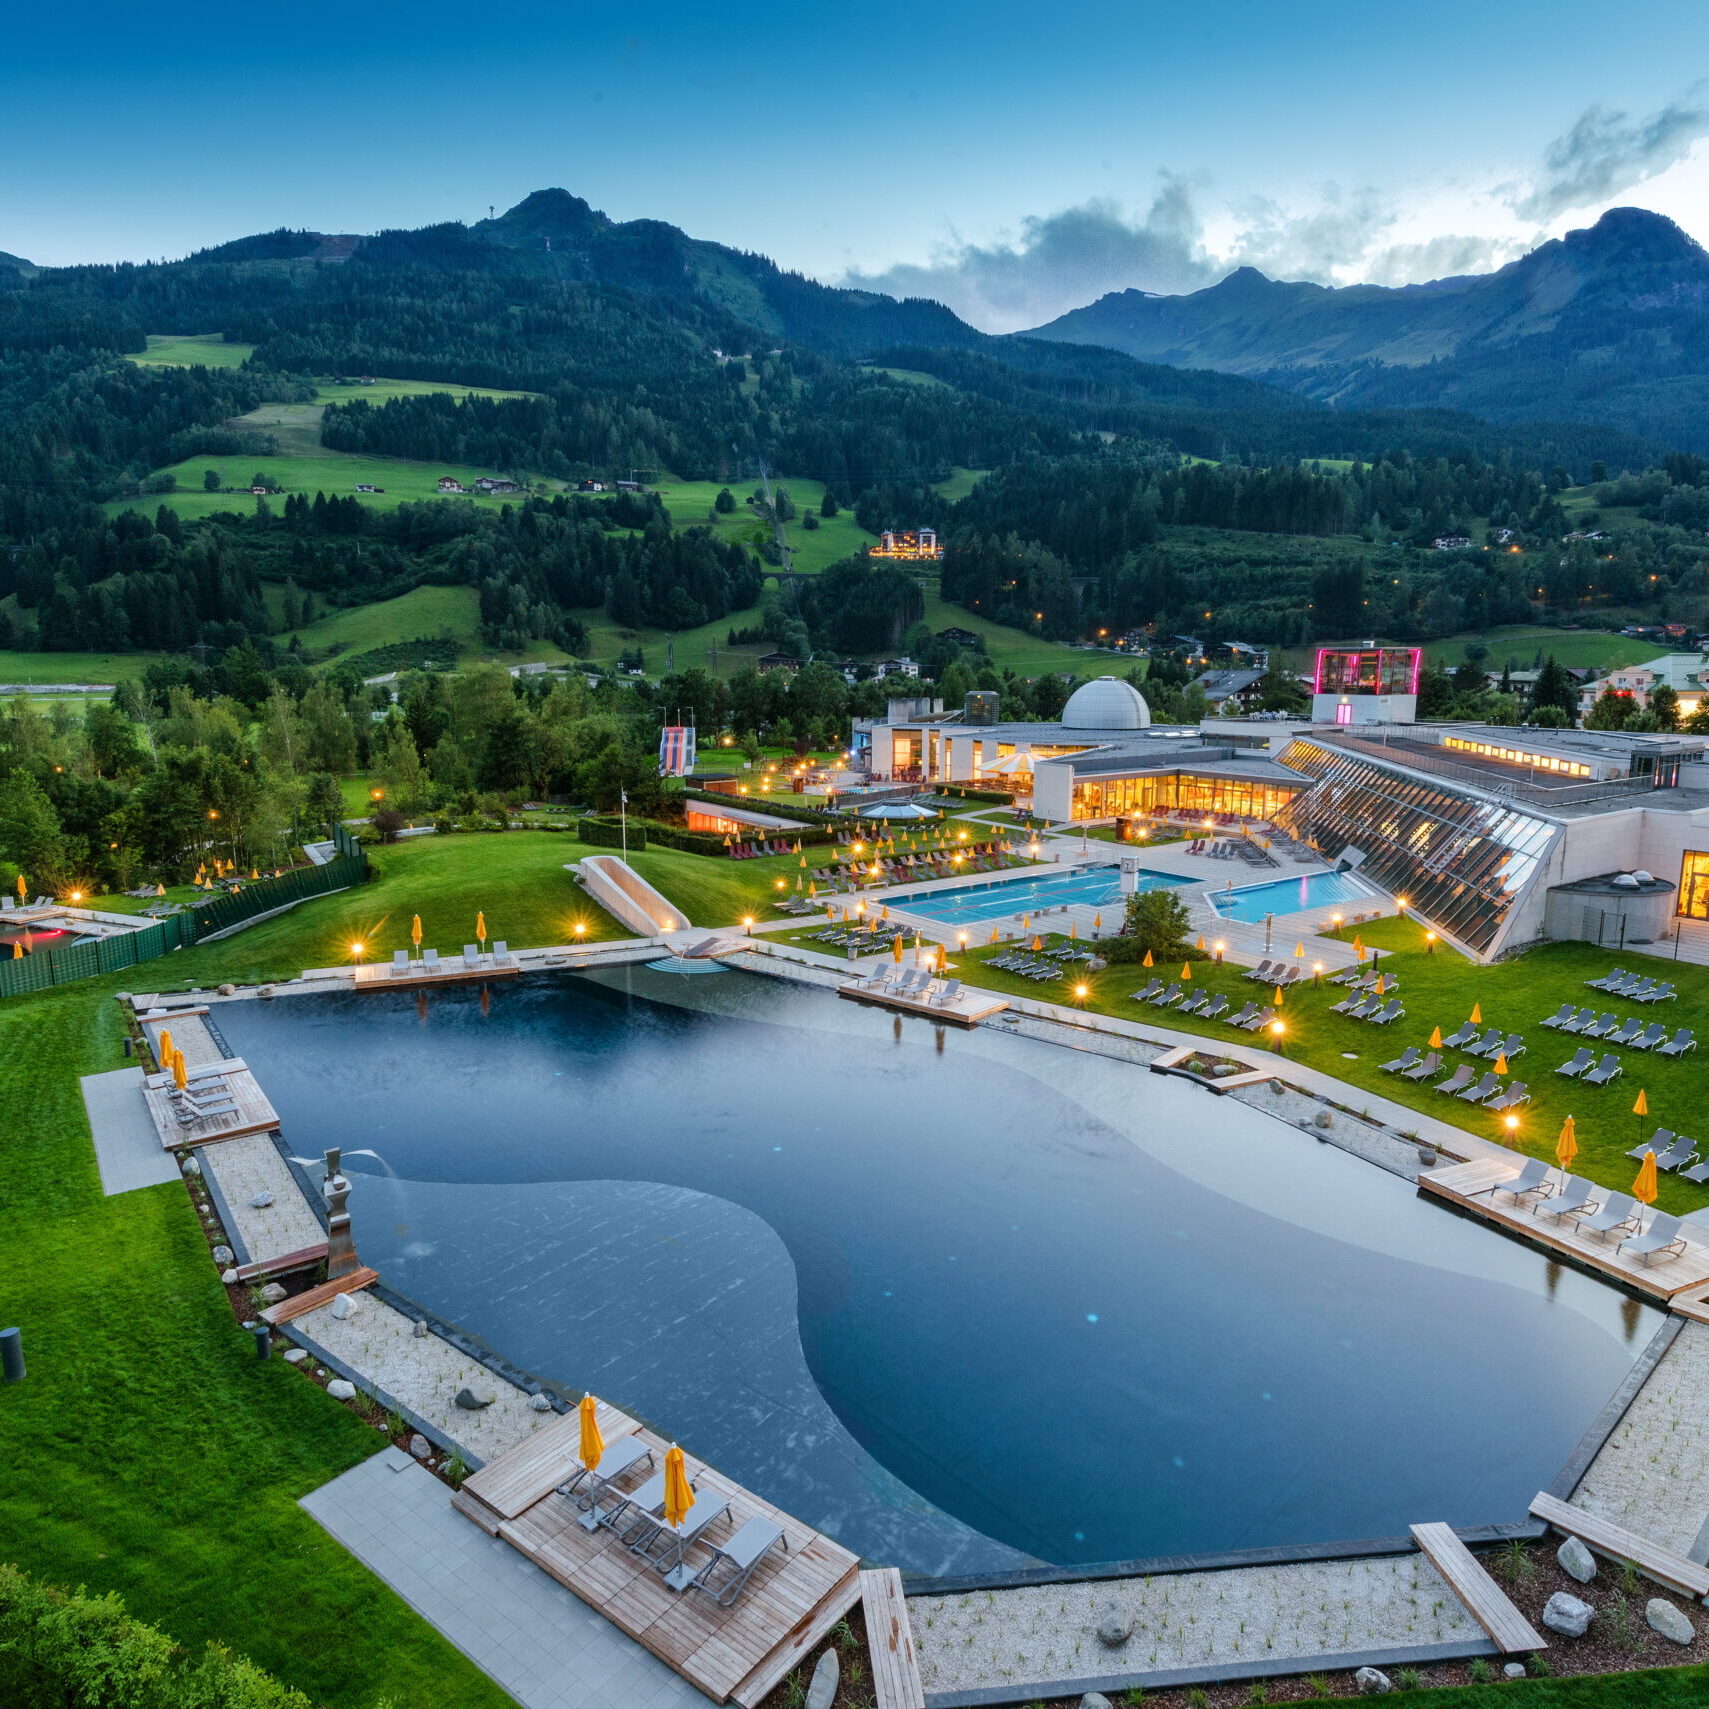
1572, 1321, 1709, 1562
200, 1134, 326, 1268
301, 1448, 705, 1709
80, 1066, 178, 1195
909, 1553, 1484, 1698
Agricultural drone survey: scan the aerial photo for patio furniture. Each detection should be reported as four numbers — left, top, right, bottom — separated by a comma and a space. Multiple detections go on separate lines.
1586, 967, 1629, 991
1368, 1000, 1405, 1025
1458, 1071, 1502, 1103
1584, 1054, 1624, 1085
1466, 1029, 1506, 1057
1241, 1007, 1278, 1032
1582, 1014, 1620, 1039
599, 1468, 669, 1539
1607, 1018, 1645, 1047
1488, 1157, 1550, 1202
1401, 1050, 1441, 1081
1621, 1213, 1688, 1265
932, 980, 963, 1007
1682, 1157, 1709, 1185
1150, 984, 1183, 1007
1177, 992, 1210, 1015
1130, 979, 1163, 1003
1329, 991, 1364, 1014
1345, 994, 1381, 1020
1580, 1193, 1641, 1241
1535, 1175, 1600, 1221
1495, 1033, 1526, 1058
1539, 1003, 1578, 1029
1435, 1064, 1475, 1096
390, 950, 409, 976
1202, 995, 1230, 1020
423, 948, 440, 972
1380, 1046, 1422, 1074
1486, 1081, 1530, 1111
492, 941, 517, 967
463, 943, 484, 966
1559, 1008, 1600, 1034
1441, 1022, 1481, 1051
1657, 1136, 1698, 1172
1617, 978, 1658, 1001
1226, 1002, 1259, 1027
1556, 1048, 1596, 1078
556, 1436, 655, 1530
1660, 1029, 1697, 1057
1245, 959, 1277, 982
1637, 982, 1678, 1004
1627, 1128, 1674, 1160
1626, 1022, 1667, 1050
687, 1515, 787, 1607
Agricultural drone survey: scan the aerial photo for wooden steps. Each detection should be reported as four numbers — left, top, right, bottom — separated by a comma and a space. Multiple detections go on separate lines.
1410, 1522, 1547, 1655
860, 1567, 924, 1709
262, 1267, 378, 1326
728, 1564, 860, 1707
1529, 1492, 1709, 1600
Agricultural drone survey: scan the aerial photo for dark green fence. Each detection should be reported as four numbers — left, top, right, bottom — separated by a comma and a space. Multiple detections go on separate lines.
0, 830, 369, 1000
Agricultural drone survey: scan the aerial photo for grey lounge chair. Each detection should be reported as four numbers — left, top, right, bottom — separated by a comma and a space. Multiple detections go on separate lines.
1627, 1128, 1674, 1160
600, 1468, 669, 1538
1630, 1023, 1668, 1051
1587, 967, 1629, 990
1442, 1022, 1480, 1051
390, 950, 409, 975
1401, 1050, 1442, 1081
1381, 1046, 1422, 1074
463, 942, 484, 966
688, 1515, 787, 1607
1131, 979, 1163, 1003
1639, 982, 1678, 1004
1584, 1054, 1623, 1085
1328, 991, 1363, 1014
1436, 1063, 1475, 1095
1246, 959, 1277, 982
1536, 1175, 1600, 1221
1683, 1157, 1709, 1185
1486, 1081, 1530, 1111
1621, 1212, 1687, 1265
1496, 1033, 1525, 1058
423, 948, 440, 972
934, 980, 963, 1006
557, 1435, 655, 1529
1466, 1029, 1506, 1057
1660, 1029, 1697, 1057
1607, 1017, 1645, 1047
492, 941, 516, 967
1458, 1071, 1502, 1103
1226, 1002, 1259, 1027
1346, 994, 1381, 1020
1489, 1157, 1550, 1201
637, 1493, 731, 1586
1657, 1135, 1698, 1172
1369, 1000, 1405, 1025
1177, 992, 1210, 1015
1559, 1007, 1600, 1034
1202, 994, 1230, 1020
1583, 1013, 1620, 1039
1540, 1003, 1578, 1029
1151, 983, 1183, 1007
1581, 1192, 1641, 1241
1556, 1047, 1595, 1078
1242, 1007, 1278, 1032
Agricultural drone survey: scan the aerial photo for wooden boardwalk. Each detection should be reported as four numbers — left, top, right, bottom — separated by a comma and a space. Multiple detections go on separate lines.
1529, 1492, 1709, 1599
1410, 1523, 1546, 1655
859, 1568, 924, 1709
350, 955, 523, 991
837, 979, 1008, 1027
141, 1061, 279, 1149
1420, 1159, 1709, 1299
453, 1408, 860, 1705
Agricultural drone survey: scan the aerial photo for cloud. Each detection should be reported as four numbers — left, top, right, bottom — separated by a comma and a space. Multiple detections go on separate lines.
843, 176, 1221, 333
1223, 185, 1394, 282
1359, 233, 1522, 288
1512, 93, 1709, 221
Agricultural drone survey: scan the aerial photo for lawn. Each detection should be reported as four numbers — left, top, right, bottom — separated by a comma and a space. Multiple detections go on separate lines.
0, 650, 154, 683
924, 926, 1709, 1215
1292, 627, 1667, 674
648, 473, 876, 575
128, 333, 254, 368
931, 467, 988, 502
919, 588, 1101, 677
285, 585, 482, 662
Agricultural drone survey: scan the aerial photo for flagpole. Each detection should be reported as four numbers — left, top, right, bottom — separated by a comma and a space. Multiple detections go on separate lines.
620, 789, 628, 862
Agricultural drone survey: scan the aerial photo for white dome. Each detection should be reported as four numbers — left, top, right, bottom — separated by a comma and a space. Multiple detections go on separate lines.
1061, 676, 1150, 730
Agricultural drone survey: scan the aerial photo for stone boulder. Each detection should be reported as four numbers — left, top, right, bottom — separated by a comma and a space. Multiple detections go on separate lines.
326, 1379, 357, 1401
1557, 1535, 1597, 1584
1647, 1598, 1696, 1645
220, 1268, 238, 1285
1354, 1667, 1393, 1694
412, 1318, 430, 1338
529, 1392, 554, 1413
1079, 1696, 1114, 1709
454, 1387, 495, 1411
181, 1155, 201, 1176
211, 1244, 234, 1266
1503, 1663, 1526, 1680
218, 983, 237, 997
1542, 1591, 1593, 1637
283, 1348, 309, 1365
250, 1191, 275, 1209
259, 1282, 287, 1304
1094, 1605, 1133, 1647
409, 1434, 433, 1460
805, 1647, 839, 1709
330, 1291, 360, 1320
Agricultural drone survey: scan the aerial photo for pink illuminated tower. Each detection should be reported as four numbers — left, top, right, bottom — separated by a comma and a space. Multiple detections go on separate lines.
1310, 646, 1421, 725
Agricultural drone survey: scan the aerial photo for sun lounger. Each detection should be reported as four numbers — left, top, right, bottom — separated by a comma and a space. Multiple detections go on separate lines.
1582, 1013, 1620, 1039
933, 980, 962, 1006
1130, 979, 1163, 1003
1329, 991, 1364, 1014
1345, 995, 1381, 1020
1202, 995, 1230, 1020
687, 1515, 787, 1607
1660, 1029, 1697, 1057
1536, 1175, 1600, 1221
1458, 1071, 1502, 1103
1540, 1003, 1578, 1029
1615, 977, 1656, 1001
642, 1493, 731, 1586
600, 1468, 669, 1539
173, 1098, 237, 1126
1496, 1033, 1525, 1058
1556, 1047, 1596, 1078
1584, 1054, 1623, 1085
1381, 1046, 1422, 1074
1629, 1023, 1668, 1051
1621, 1212, 1687, 1265
462, 943, 484, 967
422, 948, 440, 972
1627, 1129, 1674, 1160
557, 1435, 655, 1529
1607, 1018, 1644, 1047
1487, 1157, 1550, 1202
1586, 967, 1629, 990
492, 941, 516, 967
1246, 959, 1277, 982
1657, 1136, 1698, 1172
1638, 982, 1678, 1004
1150, 984, 1182, 1007
1241, 1006, 1277, 1032
1581, 1192, 1641, 1241
1226, 1002, 1259, 1027
1486, 1081, 1530, 1111
1369, 1000, 1404, 1025
1435, 1064, 1475, 1095
1442, 1023, 1480, 1051
1559, 1007, 1599, 1034
1466, 1029, 1505, 1057
1177, 992, 1210, 1015
1401, 1050, 1441, 1081
1683, 1158, 1709, 1186
390, 950, 409, 976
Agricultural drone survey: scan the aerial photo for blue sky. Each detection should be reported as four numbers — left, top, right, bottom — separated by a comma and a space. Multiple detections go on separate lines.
8, 0, 1709, 327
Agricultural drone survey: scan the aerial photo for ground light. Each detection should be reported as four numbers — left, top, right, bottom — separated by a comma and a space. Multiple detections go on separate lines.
350, 941, 366, 964
1504, 1113, 1520, 1138
573, 921, 587, 938
1425, 931, 1437, 953
741, 915, 755, 931
1270, 1019, 1285, 1054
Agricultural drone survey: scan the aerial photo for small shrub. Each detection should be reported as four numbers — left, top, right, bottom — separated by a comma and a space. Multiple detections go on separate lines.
1246, 1681, 1270, 1705
1466, 1657, 1492, 1683
1527, 1651, 1555, 1678
1394, 1667, 1422, 1690
1494, 1539, 1537, 1584
1305, 1676, 1331, 1698
444, 1450, 469, 1487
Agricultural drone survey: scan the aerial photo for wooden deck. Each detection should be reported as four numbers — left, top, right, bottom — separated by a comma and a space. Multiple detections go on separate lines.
141, 1061, 279, 1149
1529, 1492, 1709, 1599
837, 979, 1008, 1027
1419, 1159, 1709, 1299
350, 955, 522, 991
860, 1568, 925, 1709
1410, 1522, 1546, 1655
454, 1407, 861, 1704
262, 1268, 378, 1326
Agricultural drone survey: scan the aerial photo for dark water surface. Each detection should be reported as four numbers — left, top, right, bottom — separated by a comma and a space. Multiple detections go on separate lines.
215, 968, 1657, 1572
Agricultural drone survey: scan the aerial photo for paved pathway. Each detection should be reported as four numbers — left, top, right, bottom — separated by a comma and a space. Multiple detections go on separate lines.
301, 1449, 704, 1709
81, 1066, 178, 1195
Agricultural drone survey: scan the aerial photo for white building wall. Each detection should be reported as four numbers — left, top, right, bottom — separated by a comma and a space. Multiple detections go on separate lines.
1032, 766, 1074, 823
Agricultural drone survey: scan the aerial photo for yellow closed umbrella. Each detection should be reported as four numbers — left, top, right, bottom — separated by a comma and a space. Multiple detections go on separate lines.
1070, 921, 1078, 940
476, 912, 487, 945
1142, 949, 1154, 968
799, 854, 807, 868
1271, 984, 1285, 1007
1352, 935, 1363, 956
1374, 973, 1386, 995
1295, 941, 1305, 958
663, 1444, 694, 1528
1094, 915, 1103, 932
1634, 1150, 1660, 1206
1031, 935, 1043, 952
808, 881, 817, 897
171, 1050, 188, 1092
1180, 961, 1192, 980
411, 914, 422, 950
1556, 1117, 1577, 1172
892, 935, 904, 963
1428, 1026, 1442, 1049
10, 940, 20, 960
1492, 1052, 1508, 1076
14, 874, 24, 899
577, 1394, 604, 1472
158, 1027, 174, 1065
1470, 1002, 1482, 1025
155, 883, 165, 897
1633, 1088, 1650, 1117
1195, 934, 1206, 952
989, 925, 1000, 943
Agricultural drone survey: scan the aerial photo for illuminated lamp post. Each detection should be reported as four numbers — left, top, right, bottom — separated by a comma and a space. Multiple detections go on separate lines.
1270, 1018, 1286, 1056
1425, 931, 1436, 955
350, 940, 366, 966
1312, 960, 1324, 988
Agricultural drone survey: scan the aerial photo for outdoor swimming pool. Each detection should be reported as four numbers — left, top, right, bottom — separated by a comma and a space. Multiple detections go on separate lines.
1208, 868, 1376, 923
898, 862, 1187, 925
216, 970, 1656, 1577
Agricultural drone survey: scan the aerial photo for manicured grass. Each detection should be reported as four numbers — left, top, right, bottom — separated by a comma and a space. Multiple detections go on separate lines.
918, 588, 1103, 678
924, 928, 1709, 1213
0, 978, 515, 1709
1405, 1667, 1709, 1706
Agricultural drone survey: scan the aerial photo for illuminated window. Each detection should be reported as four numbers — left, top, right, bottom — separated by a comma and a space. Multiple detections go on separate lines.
1441, 737, 1591, 778
1680, 852, 1709, 920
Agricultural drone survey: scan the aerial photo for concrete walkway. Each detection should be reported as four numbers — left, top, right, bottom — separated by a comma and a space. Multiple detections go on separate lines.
81, 1066, 178, 1195
301, 1449, 704, 1709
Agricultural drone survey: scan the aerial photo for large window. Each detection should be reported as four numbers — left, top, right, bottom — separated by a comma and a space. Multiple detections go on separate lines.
1070, 771, 1302, 822
1276, 740, 1558, 955
1680, 852, 1709, 920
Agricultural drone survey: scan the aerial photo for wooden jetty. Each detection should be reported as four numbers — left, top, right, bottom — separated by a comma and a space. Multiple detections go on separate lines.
141, 1061, 279, 1149
1529, 1492, 1709, 1600
349, 953, 523, 991
453, 1407, 861, 1705
1420, 1159, 1709, 1299
859, 1567, 925, 1709
837, 978, 1007, 1028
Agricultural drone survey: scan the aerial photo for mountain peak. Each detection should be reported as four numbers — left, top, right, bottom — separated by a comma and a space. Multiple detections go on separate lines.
482, 189, 609, 242
1561, 205, 1703, 265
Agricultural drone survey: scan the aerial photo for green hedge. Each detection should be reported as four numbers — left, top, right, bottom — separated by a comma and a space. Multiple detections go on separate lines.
681, 788, 848, 826
0, 1561, 332, 1708
577, 817, 645, 852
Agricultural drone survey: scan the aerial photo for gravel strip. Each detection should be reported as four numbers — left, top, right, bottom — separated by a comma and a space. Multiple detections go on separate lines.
200, 1134, 326, 1266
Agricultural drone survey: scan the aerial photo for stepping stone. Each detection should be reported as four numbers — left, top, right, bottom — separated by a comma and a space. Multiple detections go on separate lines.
1558, 1535, 1596, 1583
1648, 1598, 1696, 1645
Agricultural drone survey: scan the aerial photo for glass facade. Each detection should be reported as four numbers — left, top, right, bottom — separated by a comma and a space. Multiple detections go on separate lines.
1315, 648, 1421, 695
1679, 852, 1709, 921
1069, 770, 1302, 822
1441, 736, 1591, 777
1275, 740, 1559, 954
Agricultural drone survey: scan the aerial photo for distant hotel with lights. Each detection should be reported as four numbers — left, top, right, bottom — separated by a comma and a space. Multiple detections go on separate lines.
854, 648, 1709, 962
868, 528, 943, 560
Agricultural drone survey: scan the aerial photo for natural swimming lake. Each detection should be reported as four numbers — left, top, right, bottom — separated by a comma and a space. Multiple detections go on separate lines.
215, 967, 1657, 1577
